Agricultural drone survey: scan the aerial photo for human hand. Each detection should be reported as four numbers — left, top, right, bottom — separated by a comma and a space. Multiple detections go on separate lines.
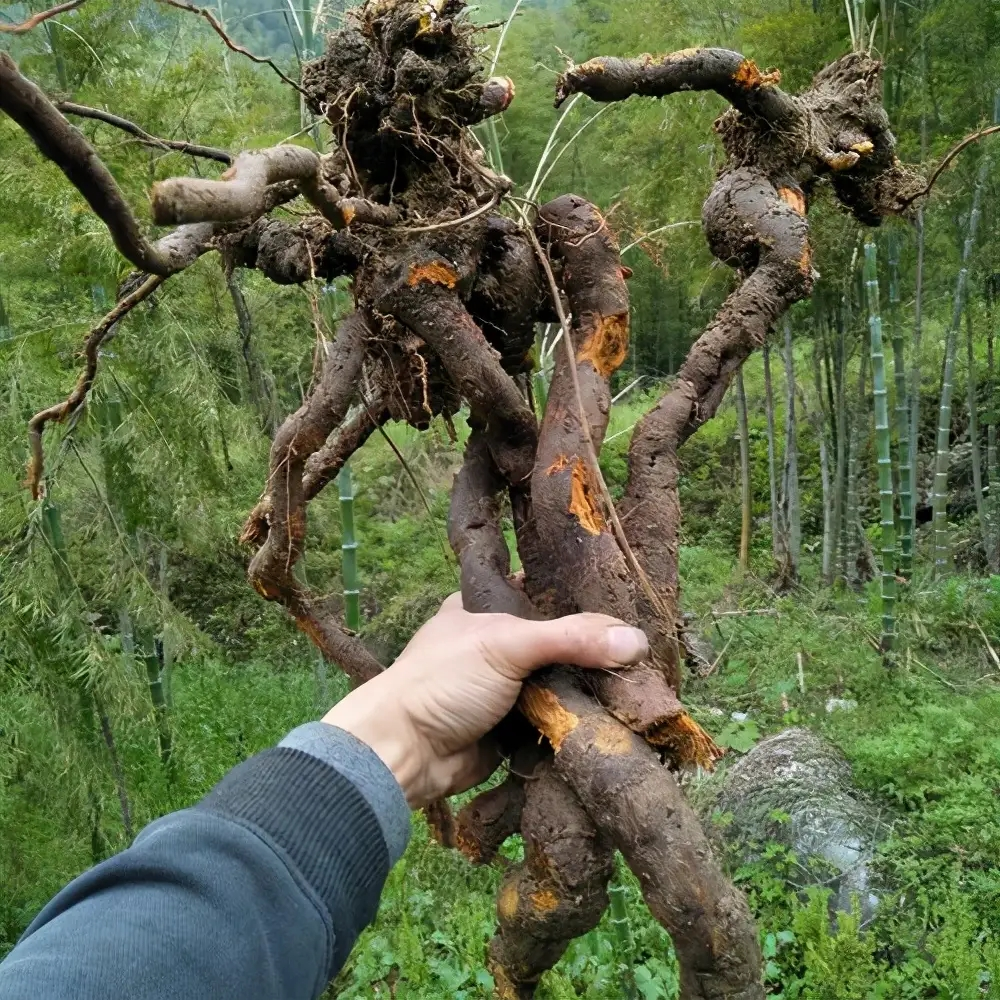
321, 593, 649, 808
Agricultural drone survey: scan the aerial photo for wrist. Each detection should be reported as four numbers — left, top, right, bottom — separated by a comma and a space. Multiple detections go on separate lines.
322, 689, 424, 807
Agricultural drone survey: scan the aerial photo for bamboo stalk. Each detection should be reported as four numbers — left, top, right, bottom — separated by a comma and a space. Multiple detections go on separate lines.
864, 242, 897, 658
966, 307, 989, 561
781, 317, 801, 580
736, 370, 752, 571
147, 637, 172, 766
931, 154, 990, 576
833, 302, 850, 583
338, 462, 361, 631
763, 339, 782, 563
909, 12, 929, 539
888, 229, 913, 577
608, 863, 639, 1000
988, 283, 1000, 572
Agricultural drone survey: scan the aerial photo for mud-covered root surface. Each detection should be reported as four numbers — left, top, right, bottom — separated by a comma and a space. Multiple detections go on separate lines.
487, 761, 614, 999
300, 0, 511, 224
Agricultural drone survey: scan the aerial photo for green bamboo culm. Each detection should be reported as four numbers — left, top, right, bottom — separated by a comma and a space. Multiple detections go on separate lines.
888, 230, 913, 577
143, 637, 172, 766
608, 860, 639, 1000
864, 243, 897, 658
338, 462, 361, 632
931, 152, 990, 576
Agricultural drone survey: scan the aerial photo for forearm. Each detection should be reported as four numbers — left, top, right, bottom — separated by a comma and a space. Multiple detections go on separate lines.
0, 724, 410, 1000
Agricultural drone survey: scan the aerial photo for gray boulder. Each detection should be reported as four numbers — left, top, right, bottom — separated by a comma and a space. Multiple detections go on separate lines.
713, 727, 881, 921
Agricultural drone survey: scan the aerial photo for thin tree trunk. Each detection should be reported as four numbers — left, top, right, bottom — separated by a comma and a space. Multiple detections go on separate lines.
781, 317, 800, 581
763, 339, 783, 563
94, 692, 134, 841
736, 371, 752, 571
865, 242, 897, 659
227, 269, 279, 435
832, 305, 849, 584
988, 286, 1000, 572
811, 320, 834, 581
888, 230, 913, 578
967, 307, 988, 560
932, 155, 990, 576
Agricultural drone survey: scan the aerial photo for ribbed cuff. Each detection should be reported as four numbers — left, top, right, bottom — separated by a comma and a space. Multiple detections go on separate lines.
197, 746, 392, 973
279, 722, 410, 865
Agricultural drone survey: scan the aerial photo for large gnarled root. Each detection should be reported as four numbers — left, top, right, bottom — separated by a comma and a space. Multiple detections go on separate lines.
520, 675, 764, 1000
488, 761, 614, 999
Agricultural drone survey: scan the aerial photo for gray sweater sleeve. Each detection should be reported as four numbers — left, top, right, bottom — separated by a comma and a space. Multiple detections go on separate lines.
0, 723, 411, 1000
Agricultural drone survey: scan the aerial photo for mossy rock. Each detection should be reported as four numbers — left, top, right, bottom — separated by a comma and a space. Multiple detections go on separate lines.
714, 727, 881, 920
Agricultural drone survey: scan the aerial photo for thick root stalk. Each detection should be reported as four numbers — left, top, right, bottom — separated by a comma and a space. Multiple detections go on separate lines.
520, 675, 764, 1000
528, 194, 704, 734
488, 761, 614, 999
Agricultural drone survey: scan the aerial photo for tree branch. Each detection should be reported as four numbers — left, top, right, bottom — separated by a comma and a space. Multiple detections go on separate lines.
26, 274, 165, 499
0, 0, 86, 33
154, 0, 306, 95
56, 102, 233, 164
903, 123, 1000, 206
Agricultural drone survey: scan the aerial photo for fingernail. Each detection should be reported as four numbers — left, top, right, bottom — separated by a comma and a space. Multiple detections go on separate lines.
606, 626, 649, 665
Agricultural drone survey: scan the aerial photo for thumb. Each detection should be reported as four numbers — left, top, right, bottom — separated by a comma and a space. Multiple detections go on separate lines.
488, 613, 649, 679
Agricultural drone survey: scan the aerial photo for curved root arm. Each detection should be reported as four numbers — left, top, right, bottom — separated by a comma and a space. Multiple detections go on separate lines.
242, 402, 387, 551
26, 275, 165, 499
0, 54, 188, 276
621, 169, 811, 605
488, 761, 614, 999
247, 312, 383, 684
555, 47, 797, 124
520, 674, 764, 1000
154, 147, 337, 226
152, 147, 402, 231
455, 771, 527, 866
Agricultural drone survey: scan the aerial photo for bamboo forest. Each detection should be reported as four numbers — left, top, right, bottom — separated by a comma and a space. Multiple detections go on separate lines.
4, 0, 1000, 996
